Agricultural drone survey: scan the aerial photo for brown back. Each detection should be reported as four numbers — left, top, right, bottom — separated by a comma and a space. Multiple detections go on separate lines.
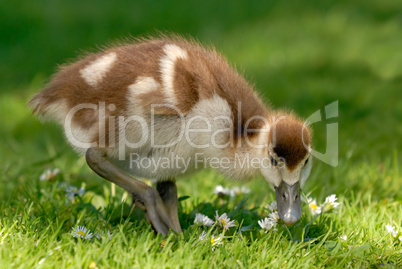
28, 36, 269, 145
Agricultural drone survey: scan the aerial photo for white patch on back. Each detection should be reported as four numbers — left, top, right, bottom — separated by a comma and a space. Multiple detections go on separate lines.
80, 52, 117, 87
127, 76, 160, 114
128, 76, 160, 96
160, 44, 188, 105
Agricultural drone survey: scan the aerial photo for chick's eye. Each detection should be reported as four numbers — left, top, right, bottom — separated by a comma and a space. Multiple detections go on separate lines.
271, 157, 278, 167
304, 158, 309, 166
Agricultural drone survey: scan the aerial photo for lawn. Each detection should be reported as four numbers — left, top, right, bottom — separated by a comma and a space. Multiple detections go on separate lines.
1, 0, 401, 268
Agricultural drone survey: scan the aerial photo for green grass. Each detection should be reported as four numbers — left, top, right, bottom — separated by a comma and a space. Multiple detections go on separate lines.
1, 0, 402, 268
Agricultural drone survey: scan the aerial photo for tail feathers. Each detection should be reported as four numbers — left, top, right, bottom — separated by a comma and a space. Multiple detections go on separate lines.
28, 93, 46, 116
27, 91, 68, 124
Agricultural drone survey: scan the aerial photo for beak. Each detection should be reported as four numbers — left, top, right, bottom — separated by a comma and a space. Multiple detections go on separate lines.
275, 181, 301, 226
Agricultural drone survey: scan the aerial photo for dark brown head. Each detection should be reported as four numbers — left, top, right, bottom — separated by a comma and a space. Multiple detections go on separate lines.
260, 115, 312, 226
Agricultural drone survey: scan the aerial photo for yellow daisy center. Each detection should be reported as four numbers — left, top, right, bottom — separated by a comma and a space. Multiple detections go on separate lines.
220, 219, 227, 225
310, 204, 317, 210
78, 231, 86, 237
211, 238, 215, 244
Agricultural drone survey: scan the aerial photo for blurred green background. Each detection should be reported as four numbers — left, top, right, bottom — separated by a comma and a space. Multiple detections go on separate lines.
1, 0, 401, 203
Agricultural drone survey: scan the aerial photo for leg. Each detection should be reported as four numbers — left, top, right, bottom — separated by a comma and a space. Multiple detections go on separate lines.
85, 148, 175, 235
156, 181, 182, 233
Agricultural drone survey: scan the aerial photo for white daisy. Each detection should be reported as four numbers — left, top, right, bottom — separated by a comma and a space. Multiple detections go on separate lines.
338, 235, 347, 241
96, 230, 113, 240
40, 168, 60, 181
65, 185, 85, 202
211, 234, 223, 251
198, 231, 207, 241
258, 209, 281, 233
258, 217, 276, 233
268, 211, 280, 223
386, 224, 398, 238
322, 194, 340, 213
213, 185, 231, 196
215, 211, 236, 230
307, 197, 322, 216
267, 201, 277, 212
230, 186, 240, 197
230, 186, 251, 197
240, 186, 251, 194
72, 225, 93, 240
194, 213, 214, 227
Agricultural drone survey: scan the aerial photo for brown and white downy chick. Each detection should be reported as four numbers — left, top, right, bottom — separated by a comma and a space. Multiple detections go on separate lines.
29, 36, 312, 235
